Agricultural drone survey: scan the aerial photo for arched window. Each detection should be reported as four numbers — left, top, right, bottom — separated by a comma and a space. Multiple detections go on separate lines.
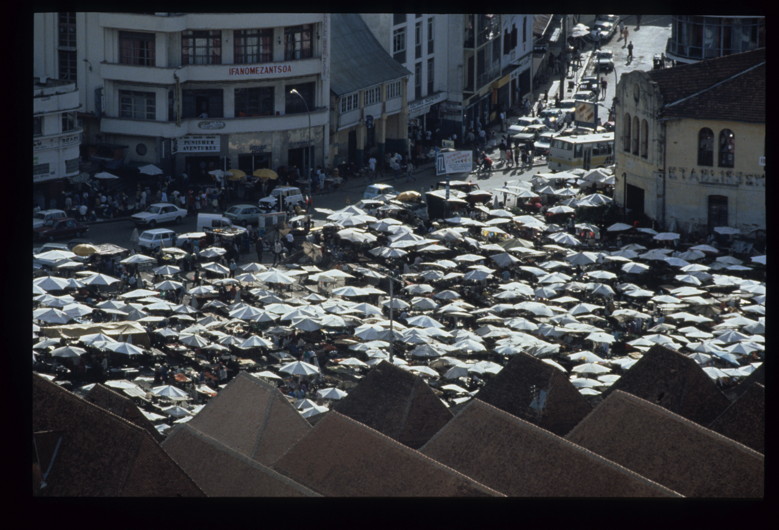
718, 129, 734, 168
698, 128, 714, 166
623, 113, 631, 151
632, 116, 640, 155
640, 119, 649, 158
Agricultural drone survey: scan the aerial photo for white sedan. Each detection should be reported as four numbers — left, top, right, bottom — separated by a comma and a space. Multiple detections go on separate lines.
131, 203, 187, 227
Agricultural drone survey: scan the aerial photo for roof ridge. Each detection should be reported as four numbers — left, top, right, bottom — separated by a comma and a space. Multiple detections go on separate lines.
450, 399, 681, 495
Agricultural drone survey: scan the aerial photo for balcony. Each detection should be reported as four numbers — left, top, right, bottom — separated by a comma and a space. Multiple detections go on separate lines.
100, 57, 323, 85
99, 107, 328, 139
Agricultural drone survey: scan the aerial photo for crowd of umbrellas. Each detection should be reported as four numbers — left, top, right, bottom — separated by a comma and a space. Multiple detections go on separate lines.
32, 166, 765, 434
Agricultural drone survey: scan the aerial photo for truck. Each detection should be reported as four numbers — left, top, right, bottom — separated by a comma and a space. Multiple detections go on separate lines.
258, 186, 305, 211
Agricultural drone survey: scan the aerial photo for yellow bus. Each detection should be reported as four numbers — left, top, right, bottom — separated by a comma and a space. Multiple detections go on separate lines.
547, 132, 614, 171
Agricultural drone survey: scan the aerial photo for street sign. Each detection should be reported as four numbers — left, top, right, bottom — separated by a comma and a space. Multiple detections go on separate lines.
436, 150, 474, 176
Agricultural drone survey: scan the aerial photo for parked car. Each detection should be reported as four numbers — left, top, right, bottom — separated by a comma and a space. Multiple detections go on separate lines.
511, 116, 544, 130
573, 90, 597, 102
131, 203, 187, 227
224, 204, 262, 226
258, 186, 305, 211
539, 108, 565, 127
534, 131, 556, 156
137, 228, 177, 250
363, 183, 398, 200
33, 209, 67, 230
34, 217, 88, 241
592, 20, 616, 42
594, 50, 615, 73
595, 14, 619, 25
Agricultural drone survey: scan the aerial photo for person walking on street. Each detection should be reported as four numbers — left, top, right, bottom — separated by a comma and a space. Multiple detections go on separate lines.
627, 41, 634, 62
623, 27, 629, 46
255, 236, 264, 262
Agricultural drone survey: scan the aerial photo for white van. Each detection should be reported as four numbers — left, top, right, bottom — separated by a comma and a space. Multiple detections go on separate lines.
258, 186, 305, 210
196, 213, 235, 232
138, 228, 177, 250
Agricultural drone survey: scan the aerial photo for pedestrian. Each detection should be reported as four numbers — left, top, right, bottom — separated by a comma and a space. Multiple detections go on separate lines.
623, 27, 629, 45
273, 239, 283, 266
368, 155, 377, 179
618, 21, 625, 41
627, 41, 634, 61
255, 236, 264, 262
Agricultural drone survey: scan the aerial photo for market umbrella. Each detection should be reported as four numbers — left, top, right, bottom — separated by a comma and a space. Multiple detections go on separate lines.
226, 169, 247, 180
33, 308, 71, 324
153, 264, 182, 276
107, 342, 146, 356
621, 262, 650, 274
179, 334, 211, 348
279, 360, 320, 376
253, 168, 279, 180
120, 254, 156, 265
33, 276, 72, 292
586, 332, 615, 344
201, 262, 230, 275
653, 232, 680, 241
316, 387, 348, 400
51, 345, 87, 358
257, 270, 296, 285
572, 362, 611, 375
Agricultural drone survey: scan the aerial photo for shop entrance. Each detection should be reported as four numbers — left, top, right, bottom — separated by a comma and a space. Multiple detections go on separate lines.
185, 156, 221, 184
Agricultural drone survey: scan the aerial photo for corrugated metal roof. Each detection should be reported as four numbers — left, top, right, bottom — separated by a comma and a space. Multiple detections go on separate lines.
330, 13, 411, 96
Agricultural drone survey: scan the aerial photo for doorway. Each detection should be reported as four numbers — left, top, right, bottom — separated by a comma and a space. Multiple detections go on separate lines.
625, 183, 645, 221
707, 195, 728, 230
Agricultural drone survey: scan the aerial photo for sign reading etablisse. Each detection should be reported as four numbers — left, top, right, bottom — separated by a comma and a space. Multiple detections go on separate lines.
436, 150, 474, 176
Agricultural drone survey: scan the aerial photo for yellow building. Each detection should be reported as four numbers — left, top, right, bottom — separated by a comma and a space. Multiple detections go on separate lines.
614, 48, 765, 237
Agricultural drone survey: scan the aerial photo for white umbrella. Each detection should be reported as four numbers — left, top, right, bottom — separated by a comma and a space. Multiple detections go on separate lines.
256, 270, 296, 285
200, 262, 230, 275
138, 164, 163, 175
33, 308, 72, 324
621, 262, 650, 274
586, 332, 615, 344
162, 405, 192, 418
151, 385, 191, 400
606, 222, 633, 232
154, 280, 184, 291
179, 334, 211, 348
316, 387, 348, 400
120, 254, 157, 265
279, 360, 320, 376
108, 342, 146, 355
51, 345, 87, 358
153, 264, 182, 276
713, 226, 741, 235
653, 232, 681, 241
572, 362, 611, 375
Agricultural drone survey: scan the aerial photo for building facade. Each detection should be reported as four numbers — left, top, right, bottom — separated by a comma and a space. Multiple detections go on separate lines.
665, 16, 765, 64
32, 77, 83, 209
329, 14, 410, 168
34, 12, 330, 185
614, 49, 765, 236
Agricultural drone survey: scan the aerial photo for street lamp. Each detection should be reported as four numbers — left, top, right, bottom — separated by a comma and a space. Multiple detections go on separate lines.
289, 88, 312, 193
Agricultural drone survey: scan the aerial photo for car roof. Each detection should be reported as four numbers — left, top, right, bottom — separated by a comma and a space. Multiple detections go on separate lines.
141, 228, 176, 235
149, 202, 177, 207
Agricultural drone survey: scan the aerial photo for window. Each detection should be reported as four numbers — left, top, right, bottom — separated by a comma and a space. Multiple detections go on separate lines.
234, 86, 274, 117
58, 12, 76, 47
181, 89, 223, 119
427, 17, 434, 54
119, 90, 156, 120
415, 22, 422, 59
33, 117, 42, 136
718, 129, 734, 168
285, 82, 314, 114
33, 163, 50, 176
386, 81, 402, 100
393, 27, 406, 63
414, 62, 422, 100
58, 12, 77, 81
631, 116, 640, 155
364, 85, 381, 106
58, 50, 77, 81
284, 24, 313, 60
623, 113, 631, 151
234, 29, 273, 63
427, 58, 434, 95
61, 112, 77, 132
340, 93, 359, 113
697, 128, 714, 166
119, 31, 156, 66
393, 14, 406, 25
640, 119, 648, 158
182, 30, 222, 65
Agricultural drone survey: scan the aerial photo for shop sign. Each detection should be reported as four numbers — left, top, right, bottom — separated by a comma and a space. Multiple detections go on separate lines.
436, 150, 473, 176
227, 64, 294, 77
172, 135, 220, 154
198, 120, 225, 130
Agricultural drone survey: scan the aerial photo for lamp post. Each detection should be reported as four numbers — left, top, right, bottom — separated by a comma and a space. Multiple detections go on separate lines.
289, 88, 312, 194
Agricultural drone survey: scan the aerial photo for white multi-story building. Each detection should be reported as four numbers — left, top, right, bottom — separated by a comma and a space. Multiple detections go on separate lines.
32, 76, 82, 209
362, 14, 534, 142
34, 12, 330, 185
